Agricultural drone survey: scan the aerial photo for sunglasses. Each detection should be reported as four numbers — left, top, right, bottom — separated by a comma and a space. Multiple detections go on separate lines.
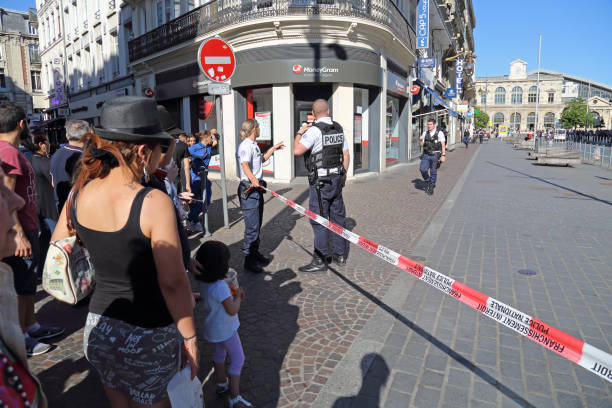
160, 140, 171, 153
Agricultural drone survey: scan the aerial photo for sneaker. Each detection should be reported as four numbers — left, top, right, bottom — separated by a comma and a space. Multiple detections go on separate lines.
25, 336, 53, 357
28, 324, 64, 341
298, 256, 327, 273
427, 186, 435, 196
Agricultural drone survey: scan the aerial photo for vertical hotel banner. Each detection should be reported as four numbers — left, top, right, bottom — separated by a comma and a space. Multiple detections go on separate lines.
416, 0, 429, 49
456, 57, 465, 97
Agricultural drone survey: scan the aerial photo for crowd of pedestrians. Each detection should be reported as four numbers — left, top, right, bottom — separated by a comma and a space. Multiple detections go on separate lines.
0, 98, 256, 408
0, 93, 355, 407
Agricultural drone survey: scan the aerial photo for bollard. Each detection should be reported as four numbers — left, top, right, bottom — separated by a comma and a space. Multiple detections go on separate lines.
199, 166, 212, 237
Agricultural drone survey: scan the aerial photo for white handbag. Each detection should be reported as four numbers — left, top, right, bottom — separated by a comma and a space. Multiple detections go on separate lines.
42, 189, 95, 305
167, 347, 203, 408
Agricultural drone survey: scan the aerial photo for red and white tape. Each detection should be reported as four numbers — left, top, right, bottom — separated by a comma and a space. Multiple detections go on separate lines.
264, 187, 612, 382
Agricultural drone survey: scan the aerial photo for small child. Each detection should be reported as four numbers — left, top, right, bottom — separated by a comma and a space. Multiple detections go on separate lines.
194, 240, 252, 408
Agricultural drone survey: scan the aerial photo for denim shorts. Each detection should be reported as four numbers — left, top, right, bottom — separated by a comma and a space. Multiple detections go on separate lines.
83, 313, 180, 404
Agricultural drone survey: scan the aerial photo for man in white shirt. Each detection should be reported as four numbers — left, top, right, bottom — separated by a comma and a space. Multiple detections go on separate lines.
419, 118, 446, 196
294, 99, 350, 272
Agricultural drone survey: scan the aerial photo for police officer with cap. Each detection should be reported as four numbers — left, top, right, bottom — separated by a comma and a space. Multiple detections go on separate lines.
419, 118, 446, 196
237, 118, 284, 273
294, 99, 350, 272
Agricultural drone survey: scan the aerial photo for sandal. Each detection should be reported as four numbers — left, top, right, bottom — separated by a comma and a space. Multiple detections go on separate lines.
229, 395, 253, 408
216, 377, 229, 395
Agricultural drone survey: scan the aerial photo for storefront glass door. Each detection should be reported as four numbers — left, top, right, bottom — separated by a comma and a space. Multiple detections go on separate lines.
293, 84, 333, 177
386, 95, 400, 164
353, 87, 369, 173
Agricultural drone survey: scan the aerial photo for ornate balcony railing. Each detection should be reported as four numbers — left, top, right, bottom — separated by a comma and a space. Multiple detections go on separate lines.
128, 0, 414, 63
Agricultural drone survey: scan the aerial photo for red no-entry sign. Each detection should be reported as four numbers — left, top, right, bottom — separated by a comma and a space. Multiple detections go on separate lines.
197, 37, 236, 82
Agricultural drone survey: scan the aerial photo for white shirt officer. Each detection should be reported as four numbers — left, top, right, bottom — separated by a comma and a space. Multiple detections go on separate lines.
237, 138, 263, 181
299, 117, 349, 177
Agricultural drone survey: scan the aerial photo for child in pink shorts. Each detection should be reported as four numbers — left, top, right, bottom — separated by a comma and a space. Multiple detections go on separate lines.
195, 240, 252, 408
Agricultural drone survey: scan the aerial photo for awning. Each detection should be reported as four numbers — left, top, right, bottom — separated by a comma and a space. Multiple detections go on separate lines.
415, 80, 461, 118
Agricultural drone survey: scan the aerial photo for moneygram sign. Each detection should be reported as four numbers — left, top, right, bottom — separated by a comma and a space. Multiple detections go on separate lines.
416, 0, 429, 49
292, 64, 339, 78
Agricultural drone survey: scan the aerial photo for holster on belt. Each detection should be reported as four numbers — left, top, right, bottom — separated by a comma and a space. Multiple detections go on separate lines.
239, 179, 267, 200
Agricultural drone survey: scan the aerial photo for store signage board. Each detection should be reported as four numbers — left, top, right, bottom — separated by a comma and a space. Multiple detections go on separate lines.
416, 0, 429, 49
466, 112, 474, 117
457, 103, 469, 112
418, 57, 436, 68
197, 37, 236, 82
208, 82, 232, 95
444, 88, 457, 98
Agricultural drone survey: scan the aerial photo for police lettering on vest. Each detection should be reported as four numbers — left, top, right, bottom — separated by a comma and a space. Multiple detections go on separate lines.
422, 129, 443, 155
304, 121, 345, 184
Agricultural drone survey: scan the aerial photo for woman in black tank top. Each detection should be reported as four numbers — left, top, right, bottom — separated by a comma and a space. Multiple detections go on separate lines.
51, 97, 199, 407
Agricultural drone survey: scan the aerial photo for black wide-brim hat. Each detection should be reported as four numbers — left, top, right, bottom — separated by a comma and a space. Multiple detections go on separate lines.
94, 96, 172, 143
157, 104, 185, 137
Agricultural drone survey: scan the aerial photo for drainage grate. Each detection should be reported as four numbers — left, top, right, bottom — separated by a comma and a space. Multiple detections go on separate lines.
518, 269, 537, 276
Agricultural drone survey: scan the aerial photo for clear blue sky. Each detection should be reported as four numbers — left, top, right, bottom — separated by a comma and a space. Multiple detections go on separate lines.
6, 0, 612, 87
2, 0, 36, 12
473, 0, 612, 86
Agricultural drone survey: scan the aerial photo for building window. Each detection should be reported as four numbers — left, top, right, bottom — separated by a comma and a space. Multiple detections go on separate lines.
510, 113, 521, 130
165, 0, 173, 22
528, 86, 537, 103
527, 112, 536, 129
493, 112, 504, 124
480, 94, 486, 105
31, 71, 42, 91
28, 22, 37, 35
548, 92, 554, 103
511, 86, 522, 104
29, 45, 40, 64
156, 1, 164, 26
543, 112, 555, 128
0, 69, 6, 88
494, 87, 505, 104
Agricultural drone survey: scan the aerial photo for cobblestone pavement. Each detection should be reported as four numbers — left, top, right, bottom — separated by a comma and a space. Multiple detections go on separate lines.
316, 141, 612, 407
28, 142, 477, 407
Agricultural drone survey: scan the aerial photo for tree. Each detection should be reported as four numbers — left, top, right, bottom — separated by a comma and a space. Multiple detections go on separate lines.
560, 97, 595, 129
473, 107, 489, 129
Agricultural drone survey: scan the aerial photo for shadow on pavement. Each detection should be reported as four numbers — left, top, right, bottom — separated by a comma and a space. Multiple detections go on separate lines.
487, 161, 611, 206
332, 354, 389, 408
286, 236, 534, 407
201, 268, 301, 408
411, 178, 427, 191
36, 357, 108, 407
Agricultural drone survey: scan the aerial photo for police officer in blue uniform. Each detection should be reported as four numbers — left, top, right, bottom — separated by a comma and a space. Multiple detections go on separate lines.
419, 118, 446, 196
294, 99, 350, 272
237, 118, 284, 273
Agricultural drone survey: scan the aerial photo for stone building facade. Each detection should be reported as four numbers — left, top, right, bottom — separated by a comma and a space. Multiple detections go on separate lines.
475, 59, 612, 131
36, 0, 133, 124
0, 8, 44, 119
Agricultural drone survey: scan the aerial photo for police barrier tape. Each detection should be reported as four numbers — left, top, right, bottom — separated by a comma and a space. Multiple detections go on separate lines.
262, 187, 612, 383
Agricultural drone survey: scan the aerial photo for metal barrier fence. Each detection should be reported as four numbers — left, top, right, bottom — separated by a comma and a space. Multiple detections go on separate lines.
536, 138, 612, 169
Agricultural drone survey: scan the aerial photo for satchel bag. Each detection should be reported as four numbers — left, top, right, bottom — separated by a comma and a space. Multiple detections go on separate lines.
42, 189, 95, 305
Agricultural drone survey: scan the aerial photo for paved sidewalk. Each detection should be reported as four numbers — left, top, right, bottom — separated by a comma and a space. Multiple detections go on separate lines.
29, 143, 478, 407
316, 141, 612, 407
